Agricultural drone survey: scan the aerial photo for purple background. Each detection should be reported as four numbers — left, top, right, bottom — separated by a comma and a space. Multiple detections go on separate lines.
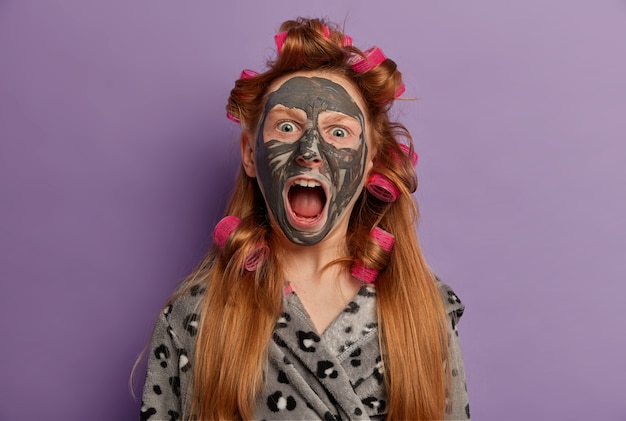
1, 1, 625, 420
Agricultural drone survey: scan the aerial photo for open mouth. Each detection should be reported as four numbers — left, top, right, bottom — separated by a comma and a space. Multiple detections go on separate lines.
286, 178, 327, 224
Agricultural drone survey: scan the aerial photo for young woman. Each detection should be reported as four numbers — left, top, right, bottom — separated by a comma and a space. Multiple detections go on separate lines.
141, 17, 469, 421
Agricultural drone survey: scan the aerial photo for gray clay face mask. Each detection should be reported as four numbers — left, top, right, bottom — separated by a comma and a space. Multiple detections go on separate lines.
254, 76, 368, 245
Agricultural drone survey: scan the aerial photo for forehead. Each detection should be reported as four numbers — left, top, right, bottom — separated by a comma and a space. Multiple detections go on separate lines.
264, 71, 367, 118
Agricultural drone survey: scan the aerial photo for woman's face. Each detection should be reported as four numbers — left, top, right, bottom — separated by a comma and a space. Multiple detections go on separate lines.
242, 71, 374, 246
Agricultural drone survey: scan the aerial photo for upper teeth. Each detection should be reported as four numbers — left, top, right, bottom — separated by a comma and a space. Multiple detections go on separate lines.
294, 179, 321, 188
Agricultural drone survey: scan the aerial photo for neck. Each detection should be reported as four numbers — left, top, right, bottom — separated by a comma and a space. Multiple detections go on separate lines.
276, 226, 364, 333
278, 225, 349, 282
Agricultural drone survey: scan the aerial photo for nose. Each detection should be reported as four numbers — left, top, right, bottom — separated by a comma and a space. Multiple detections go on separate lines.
295, 129, 323, 167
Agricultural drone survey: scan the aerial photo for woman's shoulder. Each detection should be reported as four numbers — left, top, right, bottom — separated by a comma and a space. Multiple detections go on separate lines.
156, 282, 206, 348
167, 282, 206, 315
142, 282, 205, 417
433, 275, 465, 321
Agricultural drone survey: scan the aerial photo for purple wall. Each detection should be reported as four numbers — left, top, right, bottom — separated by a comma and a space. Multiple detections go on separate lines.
1, 1, 625, 420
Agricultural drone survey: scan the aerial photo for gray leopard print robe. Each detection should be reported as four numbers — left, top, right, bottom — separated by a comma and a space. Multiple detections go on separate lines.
140, 280, 470, 420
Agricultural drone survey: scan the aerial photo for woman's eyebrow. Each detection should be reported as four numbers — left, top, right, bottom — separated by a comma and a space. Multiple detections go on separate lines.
318, 111, 360, 125
267, 105, 306, 119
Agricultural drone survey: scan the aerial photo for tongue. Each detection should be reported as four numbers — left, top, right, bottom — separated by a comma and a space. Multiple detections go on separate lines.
290, 186, 324, 218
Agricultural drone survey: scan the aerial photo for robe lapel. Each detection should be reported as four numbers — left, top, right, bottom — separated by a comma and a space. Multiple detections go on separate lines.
267, 293, 372, 420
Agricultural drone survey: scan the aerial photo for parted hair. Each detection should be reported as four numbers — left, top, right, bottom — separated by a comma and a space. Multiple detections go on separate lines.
183, 17, 450, 420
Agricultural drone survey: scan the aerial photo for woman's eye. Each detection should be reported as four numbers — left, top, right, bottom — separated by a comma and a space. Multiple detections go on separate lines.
331, 127, 348, 138
277, 122, 297, 133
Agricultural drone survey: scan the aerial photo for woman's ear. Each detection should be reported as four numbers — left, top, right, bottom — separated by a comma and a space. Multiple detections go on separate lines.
240, 132, 256, 178
366, 137, 377, 176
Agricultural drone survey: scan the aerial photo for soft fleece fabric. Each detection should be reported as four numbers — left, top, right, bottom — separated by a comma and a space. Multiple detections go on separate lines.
140, 279, 470, 420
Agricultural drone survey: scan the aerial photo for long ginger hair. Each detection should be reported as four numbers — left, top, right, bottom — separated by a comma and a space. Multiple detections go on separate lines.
183, 18, 450, 420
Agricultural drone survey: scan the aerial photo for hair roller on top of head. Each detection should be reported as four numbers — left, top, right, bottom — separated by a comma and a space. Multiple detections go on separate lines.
226, 69, 259, 124
274, 31, 288, 53
225, 69, 260, 123
227, 18, 405, 124
212, 216, 268, 271
275, 24, 332, 53
350, 46, 387, 73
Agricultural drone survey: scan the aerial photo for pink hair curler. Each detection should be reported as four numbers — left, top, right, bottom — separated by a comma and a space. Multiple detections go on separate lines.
226, 113, 241, 123
322, 25, 330, 38
343, 35, 353, 47
239, 69, 259, 79
366, 172, 400, 202
243, 244, 269, 272
274, 31, 288, 52
213, 215, 242, 249
371, 227, 395, 252
226, 112, 240, 124
350, 46, 386, 73
394, 82, 406, 98
397, 143, 419, 166
351, 261, 379, 284
213, 216, 268, 271
227, 70, 257, 123
351, 227, 395, 283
